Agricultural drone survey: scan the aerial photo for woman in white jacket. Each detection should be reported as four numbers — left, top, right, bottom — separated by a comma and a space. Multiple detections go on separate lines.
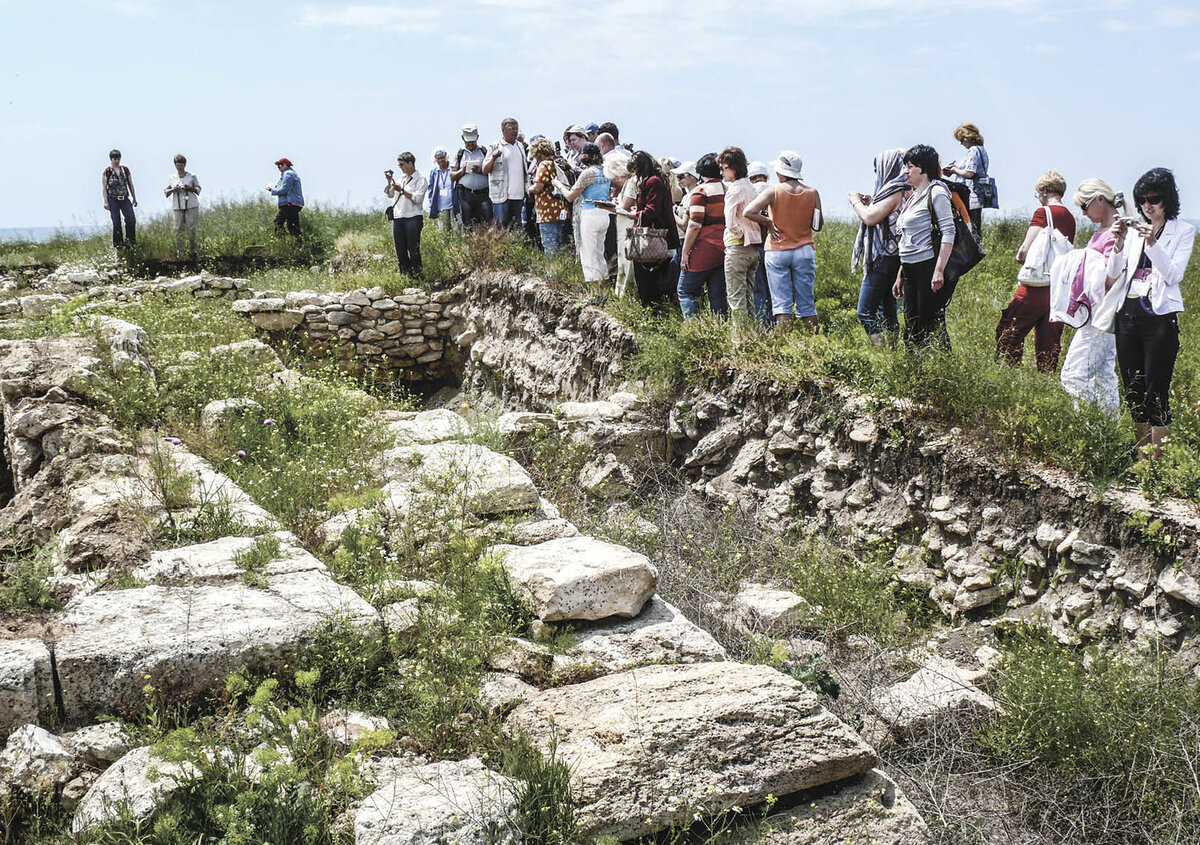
1056, 178, 1128, 415
1109, 168, 1195, 458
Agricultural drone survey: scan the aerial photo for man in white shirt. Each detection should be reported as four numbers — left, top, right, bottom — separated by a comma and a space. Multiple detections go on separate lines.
385, 151, 428, 276
163, 154, 201, 260
482, 117, 527, 231
451, 124, 491, 228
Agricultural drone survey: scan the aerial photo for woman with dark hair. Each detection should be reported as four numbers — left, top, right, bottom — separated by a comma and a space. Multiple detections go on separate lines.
719, 146, 763, 321
849, 148, 908, 346
891, 144, 956, 348
385, 151, 427, 276
677, 153, 728, 319
612, 151, 680, 307
1110, 168, 1195, 457
554, 143, 612, 293
944, 122, 990, 236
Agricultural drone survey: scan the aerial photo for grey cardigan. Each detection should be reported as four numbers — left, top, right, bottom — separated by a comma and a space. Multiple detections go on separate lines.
896, 182, 955, 264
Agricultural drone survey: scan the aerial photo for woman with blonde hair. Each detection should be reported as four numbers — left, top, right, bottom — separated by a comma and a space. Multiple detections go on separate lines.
943, 121, 991, 236
996, 170, 1076, 371
1056, 178, 1126, 413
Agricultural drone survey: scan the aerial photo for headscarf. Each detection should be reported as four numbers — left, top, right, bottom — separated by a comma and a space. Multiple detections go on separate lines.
851, 148, 909, 274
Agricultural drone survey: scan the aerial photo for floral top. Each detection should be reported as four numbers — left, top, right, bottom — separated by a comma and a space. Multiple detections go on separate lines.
533, 160, 566, 224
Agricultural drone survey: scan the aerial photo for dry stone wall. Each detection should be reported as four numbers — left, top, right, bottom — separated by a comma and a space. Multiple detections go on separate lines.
232, 285, 464, 384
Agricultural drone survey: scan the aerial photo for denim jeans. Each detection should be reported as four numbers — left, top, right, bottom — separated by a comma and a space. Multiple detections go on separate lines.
392, 215, 423, 274
765, 245, 816, 317
857, 254, 901, 336
539, 221, 564, 256
678, 264, 728, 320
108, 197, 136, 246
493, 198, 524, 230
752, 244, 772, 329
458, 189, 492, 227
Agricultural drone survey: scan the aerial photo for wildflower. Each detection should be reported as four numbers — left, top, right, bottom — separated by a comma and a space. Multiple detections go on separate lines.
169, 437, 182, 446
236, 450, 247, 459
263, 418, 276, 426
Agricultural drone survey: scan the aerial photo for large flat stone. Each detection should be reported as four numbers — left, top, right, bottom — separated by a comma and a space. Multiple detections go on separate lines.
491, 536, 658, 622
355, 758, 519, 845
381, 443, 539, 516
552, 596, 726, 679
760, 769, 930, 844
504, 662, 877, 840
0, 638, 53, 739
55, 539, 376, 724
872, 656, 997, 739
131, 533, 320, 583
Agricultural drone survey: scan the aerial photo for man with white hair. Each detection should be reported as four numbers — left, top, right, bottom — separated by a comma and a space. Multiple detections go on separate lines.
428, 147, 458, 234
451, 124, 491, 227
482, 117, 528, 230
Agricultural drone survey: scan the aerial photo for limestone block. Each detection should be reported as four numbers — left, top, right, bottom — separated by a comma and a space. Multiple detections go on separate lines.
557, 400, 625, 422
1158, 567, 1200, 607
250, 309, 304, 332
64, 722, 133, 767
491, 535, 658, 622
199, 397, 264, 433
578, 453, 635, 500
355, 758, 519, 845
0, 638, 53, 738
0, 724, 75, 796
71, 746, 193, 833
478, 672, 537, 713
730, 583, 817, 634
760, 769, 930, 844
386, 409, 470, 446
504, 662, 876, 840
508, 517, 579, 545
381, 443, 539, 516
872, 657, 996, 740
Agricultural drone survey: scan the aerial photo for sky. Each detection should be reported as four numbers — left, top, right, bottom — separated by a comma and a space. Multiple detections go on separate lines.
3, 0, 1199, 229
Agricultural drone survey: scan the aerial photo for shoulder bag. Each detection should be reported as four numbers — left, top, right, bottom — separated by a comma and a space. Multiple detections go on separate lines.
928, 182, 985, 284
1018, 205, 1075, 283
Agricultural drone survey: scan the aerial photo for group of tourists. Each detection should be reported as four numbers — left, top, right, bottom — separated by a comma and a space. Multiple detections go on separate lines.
99, 118, 1192, 458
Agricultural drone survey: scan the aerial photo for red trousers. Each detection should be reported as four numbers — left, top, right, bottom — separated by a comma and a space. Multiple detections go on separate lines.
996, 284, 1063, 373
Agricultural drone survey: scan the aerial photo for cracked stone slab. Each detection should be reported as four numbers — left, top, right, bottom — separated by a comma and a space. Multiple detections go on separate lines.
504, 662, 877, 840
380, 442, 539, 516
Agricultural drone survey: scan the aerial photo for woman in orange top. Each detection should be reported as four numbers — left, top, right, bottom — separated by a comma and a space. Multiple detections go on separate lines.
744, 151, 823, 331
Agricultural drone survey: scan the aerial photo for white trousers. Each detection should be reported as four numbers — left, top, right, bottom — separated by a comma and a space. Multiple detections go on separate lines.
579, 208, 610, 283
1060, 325, 1120, 415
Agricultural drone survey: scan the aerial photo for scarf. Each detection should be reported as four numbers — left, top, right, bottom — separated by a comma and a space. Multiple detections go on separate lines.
851, 148, 909, 274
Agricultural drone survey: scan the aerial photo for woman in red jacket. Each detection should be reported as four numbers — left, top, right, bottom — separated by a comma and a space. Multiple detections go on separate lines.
614, 151, 681, 308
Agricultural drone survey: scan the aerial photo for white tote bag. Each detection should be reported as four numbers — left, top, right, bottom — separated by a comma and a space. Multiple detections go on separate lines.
1017, 204, 1075, 283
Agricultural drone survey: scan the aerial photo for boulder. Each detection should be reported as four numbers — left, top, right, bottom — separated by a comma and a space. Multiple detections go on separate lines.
494, 412, 557, 439
556, 400, 625, 422
380, 598, 420, 633
1158, 567, 1200, 607
760, 769, 930, 844
250, 309, 304, 332
504, 662, 876, 840
386, 409, 470, 445
88, 315, 154, 377
355, 758, 519, 845
64, 722, 133, 767
551, 596, 726, 679
478, 672, 537, 713
508, 517, 579, 546
578, 453, 635, 500
730, 583, 817, 634
871, 656, 997, 740
71, 746, 193, 833
0, 724, 75, 796
55, 538, 376, 723
0, 638, 53, 739
380, 442, 539, 516
491, 536, 658, 622
208, 338, 284, 373
199, 397, 264, 433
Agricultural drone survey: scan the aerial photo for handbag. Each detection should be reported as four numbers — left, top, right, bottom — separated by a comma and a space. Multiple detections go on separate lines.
974, 148, 999, 209
1018, 205, 1074, 283
928, 183, 985, 285
1091, 242, 1139, 334
384, 205, 394, 221
625, 225, 670, 264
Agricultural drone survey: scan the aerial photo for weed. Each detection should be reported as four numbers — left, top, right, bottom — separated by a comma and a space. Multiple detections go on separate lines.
0, 541, 58, 614
232, 534, 281, 587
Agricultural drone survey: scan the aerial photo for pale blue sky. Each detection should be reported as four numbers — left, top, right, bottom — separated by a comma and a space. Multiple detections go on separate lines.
3, 0, 1198, 229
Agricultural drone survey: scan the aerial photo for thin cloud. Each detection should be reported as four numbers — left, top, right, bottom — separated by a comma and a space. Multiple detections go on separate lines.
111, 1, 159, 17
1153, 5, 1199, 27
296, 4, 443, 33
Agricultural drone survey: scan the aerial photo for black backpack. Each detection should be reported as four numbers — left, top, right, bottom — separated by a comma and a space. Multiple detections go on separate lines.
927, 180, 985, 284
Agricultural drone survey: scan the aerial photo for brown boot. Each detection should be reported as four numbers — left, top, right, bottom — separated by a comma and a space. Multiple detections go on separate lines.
801, 315, 820, 333
774, 314, 794, 333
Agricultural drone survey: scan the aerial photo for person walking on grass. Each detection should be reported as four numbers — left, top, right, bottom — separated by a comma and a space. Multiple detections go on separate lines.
385, 152, 428, 277
267, 157, 304, 237
164, 154, 201, 261
744, 151, 823, 332
102, 149, 137, 248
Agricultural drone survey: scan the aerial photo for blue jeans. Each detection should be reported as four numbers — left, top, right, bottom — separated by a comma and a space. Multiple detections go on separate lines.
753, 244, 772, 329
493, 198, 524, 230
108, 197, 136, 246
765, 245, 816, 317
857, 254, 901, 336
392, 215, 423, 274
678, 264, 728, 320
539, 221, 563, 255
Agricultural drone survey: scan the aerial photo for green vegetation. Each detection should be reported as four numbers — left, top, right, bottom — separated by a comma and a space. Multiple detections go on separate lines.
0, 541, 59, 614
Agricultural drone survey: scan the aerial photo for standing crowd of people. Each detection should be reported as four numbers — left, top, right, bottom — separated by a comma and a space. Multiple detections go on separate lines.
99, 117, 1192, 456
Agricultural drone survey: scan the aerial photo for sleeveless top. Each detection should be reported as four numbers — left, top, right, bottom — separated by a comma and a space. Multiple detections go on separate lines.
581, 167, 611, 211
106, 166, 130, 200
766, 186, 816, 251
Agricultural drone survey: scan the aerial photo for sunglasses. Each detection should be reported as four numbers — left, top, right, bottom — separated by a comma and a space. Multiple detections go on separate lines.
1141, 195, 1163, 206
1080, 198, 1094, 214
